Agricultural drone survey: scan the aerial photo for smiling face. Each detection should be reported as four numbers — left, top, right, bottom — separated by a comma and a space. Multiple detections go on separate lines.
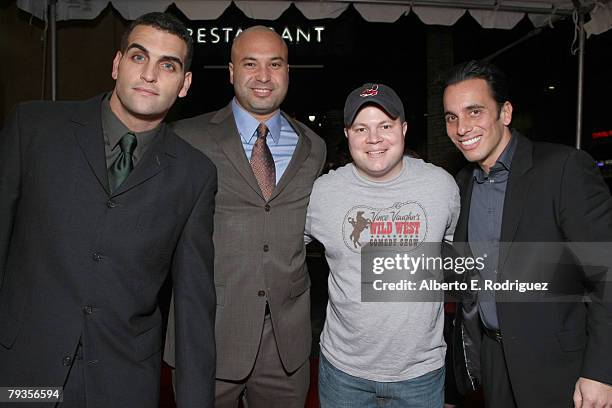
345, 105, 407, 182
110, 24, 192, 132
443, 78, 513, 173
229, 27, 289, 122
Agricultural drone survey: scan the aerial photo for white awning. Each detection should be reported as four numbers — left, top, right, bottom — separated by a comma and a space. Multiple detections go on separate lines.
15, 0, 612, 36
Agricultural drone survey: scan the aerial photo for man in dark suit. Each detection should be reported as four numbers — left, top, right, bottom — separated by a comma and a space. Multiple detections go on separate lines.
0, 13, 216, 408
443, 60, 612, 407
164, 26, 326, 408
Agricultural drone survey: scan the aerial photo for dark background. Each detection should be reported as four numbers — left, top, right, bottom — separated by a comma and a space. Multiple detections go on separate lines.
2, 2, 611, 406
1, 1, 611, 179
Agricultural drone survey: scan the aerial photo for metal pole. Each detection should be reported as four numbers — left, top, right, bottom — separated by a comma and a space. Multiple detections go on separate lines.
575, 11, 585, 149
49, 0, 57, 101
483, 27, 545, 62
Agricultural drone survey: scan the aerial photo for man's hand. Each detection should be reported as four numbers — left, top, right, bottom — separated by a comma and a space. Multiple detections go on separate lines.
574, 377, 612, 408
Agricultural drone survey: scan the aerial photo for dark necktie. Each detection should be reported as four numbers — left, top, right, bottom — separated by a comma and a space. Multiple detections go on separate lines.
109, 132, 137, 192
250, 123, 276, 200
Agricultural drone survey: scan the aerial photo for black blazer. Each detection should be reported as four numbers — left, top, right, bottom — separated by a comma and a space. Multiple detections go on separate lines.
453, 132, 612, 407
0, 95, 217, 407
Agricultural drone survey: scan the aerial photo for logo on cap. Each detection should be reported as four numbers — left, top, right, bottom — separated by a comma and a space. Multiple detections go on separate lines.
359, 84, 379, 97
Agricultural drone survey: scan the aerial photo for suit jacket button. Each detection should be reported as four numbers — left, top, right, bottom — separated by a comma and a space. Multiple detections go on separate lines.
62, 356, 73, 366
258, 290, 266, 297
83, 305, 94, 315
263, 245, 269, 252
106, 200, 117, 208
92, 253, 102, 262
264, 204, 270, 212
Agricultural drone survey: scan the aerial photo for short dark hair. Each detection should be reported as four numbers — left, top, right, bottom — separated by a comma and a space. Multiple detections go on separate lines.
442, 60, 509, 108
120, 12, 193, 71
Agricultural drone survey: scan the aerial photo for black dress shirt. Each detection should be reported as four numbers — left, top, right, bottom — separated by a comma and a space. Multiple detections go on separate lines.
468, 133, 518, 330
101, 94, 159, 172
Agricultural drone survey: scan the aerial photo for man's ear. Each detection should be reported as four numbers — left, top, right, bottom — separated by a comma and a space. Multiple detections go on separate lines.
402, 121, 408, 137
178, 72, 192, 98
111, 51, 122, 80
500, 101, 513, 126
228, 62, 234, 85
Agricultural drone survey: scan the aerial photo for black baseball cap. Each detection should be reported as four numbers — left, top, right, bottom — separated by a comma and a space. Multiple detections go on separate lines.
344, 83, 405, 127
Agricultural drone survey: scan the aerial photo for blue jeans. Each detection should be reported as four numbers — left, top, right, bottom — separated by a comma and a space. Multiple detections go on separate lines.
318, 354, 444, 408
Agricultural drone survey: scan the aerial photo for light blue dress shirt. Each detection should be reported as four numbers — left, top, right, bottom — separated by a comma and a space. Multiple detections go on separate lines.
231, 98, 299, 184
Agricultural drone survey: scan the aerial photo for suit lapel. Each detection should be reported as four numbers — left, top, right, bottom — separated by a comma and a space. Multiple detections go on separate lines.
210, 104, 264, 198
498, 133, 534, 271
455, 168, 474, 243
111, 124, 173, 197
453, 167, 476, 260
72, 94, 174, 198
72, 95, 110, 195
210, 105, 313, 202
270, 114, 312, 200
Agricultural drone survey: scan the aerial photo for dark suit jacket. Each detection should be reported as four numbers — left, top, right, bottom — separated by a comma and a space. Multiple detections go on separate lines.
164, 102, 326, 380
0, 95, 217, 408
453, 132, 612, 407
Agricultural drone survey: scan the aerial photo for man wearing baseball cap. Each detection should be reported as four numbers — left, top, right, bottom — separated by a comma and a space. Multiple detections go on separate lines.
305, 83, 460, 407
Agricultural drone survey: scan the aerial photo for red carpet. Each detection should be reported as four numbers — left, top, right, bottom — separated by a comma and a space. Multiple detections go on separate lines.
159, 358, 482, 407
159, 358, 320, 408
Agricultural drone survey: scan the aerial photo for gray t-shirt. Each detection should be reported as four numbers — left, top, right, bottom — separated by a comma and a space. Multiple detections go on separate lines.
305, 156, 460, 382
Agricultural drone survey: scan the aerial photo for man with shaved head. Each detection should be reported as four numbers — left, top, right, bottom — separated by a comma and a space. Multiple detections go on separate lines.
165, 26, 326, 407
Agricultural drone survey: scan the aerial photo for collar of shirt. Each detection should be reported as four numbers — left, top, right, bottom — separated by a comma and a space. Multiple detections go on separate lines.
231, 97, 281, 146
101, 93, 160, 158
473, 130, 518, 184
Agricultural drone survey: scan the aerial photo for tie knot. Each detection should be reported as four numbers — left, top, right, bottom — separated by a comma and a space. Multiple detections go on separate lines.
120, 132, 137, 155
256, 123, 269, 139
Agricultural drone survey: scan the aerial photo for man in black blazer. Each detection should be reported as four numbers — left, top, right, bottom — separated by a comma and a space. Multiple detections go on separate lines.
443, 60, 612, 407
0, 13, 216, 407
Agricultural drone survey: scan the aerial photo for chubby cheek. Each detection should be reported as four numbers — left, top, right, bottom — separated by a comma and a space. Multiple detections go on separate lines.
274, 72, 289, 87
388, 136, 402, 147
347, 138, 364, 157
241, 73, 255, 85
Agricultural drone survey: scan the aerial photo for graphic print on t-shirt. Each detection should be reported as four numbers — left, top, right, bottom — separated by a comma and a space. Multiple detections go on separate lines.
342, 201, 428, 253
